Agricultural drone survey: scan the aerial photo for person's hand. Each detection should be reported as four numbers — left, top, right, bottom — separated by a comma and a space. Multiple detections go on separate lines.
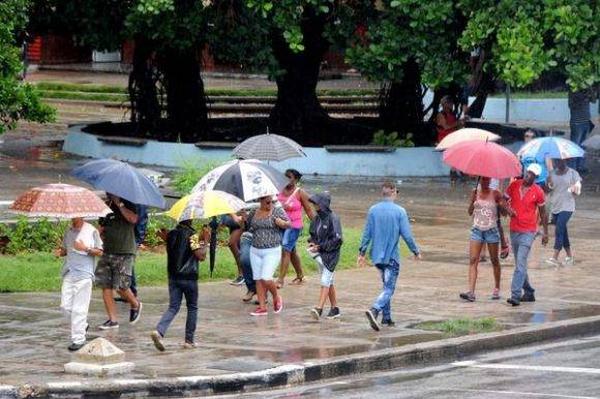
274, 217, 287, 227
201, 226, 211, 242
414, 253, 422, 261
53, 247, 63, 257
541, 233, 549, 246
357, 254, 368, 268
73, 240, 88, 252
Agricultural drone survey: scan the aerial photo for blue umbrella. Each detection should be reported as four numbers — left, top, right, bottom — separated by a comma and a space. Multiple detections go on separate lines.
517, 137, 585, 160
71, 159, 166, 208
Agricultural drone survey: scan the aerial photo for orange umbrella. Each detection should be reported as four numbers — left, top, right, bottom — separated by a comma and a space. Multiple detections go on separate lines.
9, 183, 111, 219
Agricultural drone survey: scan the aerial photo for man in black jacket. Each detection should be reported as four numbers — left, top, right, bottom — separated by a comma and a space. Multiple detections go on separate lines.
307, 193, 343, 320
151, 220, 208, 351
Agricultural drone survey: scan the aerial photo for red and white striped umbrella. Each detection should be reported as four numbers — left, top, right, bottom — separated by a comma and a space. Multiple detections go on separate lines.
9, 183, 111, 219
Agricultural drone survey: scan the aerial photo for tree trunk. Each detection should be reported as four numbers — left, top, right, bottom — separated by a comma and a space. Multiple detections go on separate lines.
269, 7, 331, 144
378, 59, 429, 144
128, 37, 161, 137
160, 48, 208, 143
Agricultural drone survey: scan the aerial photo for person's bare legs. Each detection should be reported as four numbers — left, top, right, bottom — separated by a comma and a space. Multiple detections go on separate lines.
468, 240, 484, 293
102, 288, 118, 321
264, 280, 279, 303
290, 250, 305, 283
256, 280, 267, 310
277, 251, 291, 288
328, 285, 337, 307
117, 288, 140, 310
487, 242, 501, 290
317, 287, 330, 309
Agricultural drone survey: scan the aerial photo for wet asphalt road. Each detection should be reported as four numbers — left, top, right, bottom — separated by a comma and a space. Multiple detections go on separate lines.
217, 336, 600, 399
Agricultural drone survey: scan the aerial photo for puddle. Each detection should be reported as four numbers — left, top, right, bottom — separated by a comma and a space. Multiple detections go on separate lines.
503, 305, 600, 325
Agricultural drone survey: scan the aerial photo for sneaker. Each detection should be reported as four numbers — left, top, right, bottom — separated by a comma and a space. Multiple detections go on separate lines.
150, 331, 165, 352
274, 296, 283, 314
183, 341, 197, 349
68, 342, 85, 352
230, 275, 245, 286
545, 258, 561, 267
99, 320, 119, 330
311, 308, 323, 320
459, 292, 476, 302
250, 307, 268, 316
242, 290, 256, 303
564, 257, 575, 266
381, 319, 396, 327
130, 301, 142, 324
520, 293, 536, 302
365, 308, 381, 331
326, 307, 341, 319
507, 298, 520, 307
491, 288, 500, 300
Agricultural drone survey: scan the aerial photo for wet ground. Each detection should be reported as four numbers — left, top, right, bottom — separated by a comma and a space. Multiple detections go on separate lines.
1, 122, 600, 387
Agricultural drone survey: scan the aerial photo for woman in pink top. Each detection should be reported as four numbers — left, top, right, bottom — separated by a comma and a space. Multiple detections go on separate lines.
460, 177, 512, 302
276, 169, 315, 288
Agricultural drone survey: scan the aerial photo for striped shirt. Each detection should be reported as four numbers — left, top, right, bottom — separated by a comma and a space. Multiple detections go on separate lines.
568, 90, 591, 124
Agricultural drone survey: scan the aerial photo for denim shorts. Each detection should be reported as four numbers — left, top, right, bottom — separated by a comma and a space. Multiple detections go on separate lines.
282, 228, 302, 252
470, 227, 500, 244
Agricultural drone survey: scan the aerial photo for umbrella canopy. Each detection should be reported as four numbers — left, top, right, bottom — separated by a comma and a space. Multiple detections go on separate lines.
166, 190, 246, 222
436, 128, 501, 151
9, 183, 111, 219
443, 140, 522, 179
582, 135, 600, 151
191, 159, 288, 202
233, 132, 306, 161
517, 137, 585, 160
71, 159, 166, 208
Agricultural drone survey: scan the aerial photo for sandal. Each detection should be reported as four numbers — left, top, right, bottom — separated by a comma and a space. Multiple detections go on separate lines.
500, 246, 510, 259
276, 279, 284, 289
290, 276, 306, 285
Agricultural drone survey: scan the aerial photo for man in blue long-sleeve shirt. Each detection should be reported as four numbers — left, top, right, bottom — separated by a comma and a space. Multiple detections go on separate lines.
358, 182, 421, 331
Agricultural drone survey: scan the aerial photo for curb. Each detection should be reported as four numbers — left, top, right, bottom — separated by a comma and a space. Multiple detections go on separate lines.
5, 315, 600, 398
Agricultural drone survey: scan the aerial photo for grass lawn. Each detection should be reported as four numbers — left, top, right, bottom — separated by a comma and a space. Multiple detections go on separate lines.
415, 317, 501, 337
0, 227, 406, 293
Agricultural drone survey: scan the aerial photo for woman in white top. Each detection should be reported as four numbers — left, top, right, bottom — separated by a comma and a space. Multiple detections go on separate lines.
546, 159, 582, 266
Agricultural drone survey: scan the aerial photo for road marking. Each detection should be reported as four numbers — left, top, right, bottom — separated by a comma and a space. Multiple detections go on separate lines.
447, 388, 599, 399
453, 361, 600, 375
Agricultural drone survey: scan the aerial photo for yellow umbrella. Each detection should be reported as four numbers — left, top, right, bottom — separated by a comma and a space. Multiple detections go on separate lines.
166, 190, 246, 222
436, 128, 501, 151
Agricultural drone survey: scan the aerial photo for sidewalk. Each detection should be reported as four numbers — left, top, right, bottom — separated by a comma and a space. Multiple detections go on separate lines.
1, 181, 600, 389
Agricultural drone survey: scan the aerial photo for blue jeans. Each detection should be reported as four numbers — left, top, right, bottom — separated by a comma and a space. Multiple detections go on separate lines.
157, 279, 198, 343
372, 260, 400, 322
569, 122, 590, 170
553, 211, 572, 251
240, 234, 255, 293
510, 232, 536, 301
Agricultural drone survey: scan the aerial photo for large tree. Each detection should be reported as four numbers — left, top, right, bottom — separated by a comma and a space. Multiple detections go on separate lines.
0, 0, 54, 135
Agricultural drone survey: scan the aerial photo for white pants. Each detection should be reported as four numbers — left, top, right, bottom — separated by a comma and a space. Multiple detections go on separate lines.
60, 277, 92, 344
250, 246, 282, 280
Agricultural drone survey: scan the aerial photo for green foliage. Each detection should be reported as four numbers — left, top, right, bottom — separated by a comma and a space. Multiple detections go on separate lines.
172, 159, 227, 195
371, 130, 414, 147
417, 317, 501, 336
0, 0, 55, 134
0, 218, 67, 255
143, 213, 175, 247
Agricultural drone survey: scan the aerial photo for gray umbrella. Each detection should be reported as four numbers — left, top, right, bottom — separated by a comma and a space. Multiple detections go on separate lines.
232, 131, 306, 162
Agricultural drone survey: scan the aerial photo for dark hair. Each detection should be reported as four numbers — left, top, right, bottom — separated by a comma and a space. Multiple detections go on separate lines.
382, 181, 396, 191
285, 169, 302, 181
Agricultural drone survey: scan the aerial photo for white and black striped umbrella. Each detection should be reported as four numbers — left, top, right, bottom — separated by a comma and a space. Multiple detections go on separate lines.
191, 159, 289, 202
232, 132, 306, 162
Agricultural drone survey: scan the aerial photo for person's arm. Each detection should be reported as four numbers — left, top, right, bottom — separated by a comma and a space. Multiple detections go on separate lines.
299, 189, 316, 220
191, 227, 210, 261
468, 189, 477, 216
539, 203, 549, 246
357, 211, 374, 267
399, 211, 420, 259
274, 208, 291, 229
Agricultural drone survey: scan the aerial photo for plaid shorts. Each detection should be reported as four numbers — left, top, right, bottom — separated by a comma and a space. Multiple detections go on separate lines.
95, 254, 135, 290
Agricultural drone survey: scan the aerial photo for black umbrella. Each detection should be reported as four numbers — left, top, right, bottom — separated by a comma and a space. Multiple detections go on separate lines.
208, 216, 219, 277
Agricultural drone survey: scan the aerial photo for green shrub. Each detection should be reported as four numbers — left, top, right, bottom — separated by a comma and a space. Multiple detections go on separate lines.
172, 160, 226, 195
1, 217, 68, 254
371, 131, 415, 147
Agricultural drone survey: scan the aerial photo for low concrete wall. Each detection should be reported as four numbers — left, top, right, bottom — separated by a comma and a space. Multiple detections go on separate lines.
63, 126, 451, 177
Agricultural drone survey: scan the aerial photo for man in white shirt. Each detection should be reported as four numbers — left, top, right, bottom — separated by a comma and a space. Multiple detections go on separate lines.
56, 217, 103, 351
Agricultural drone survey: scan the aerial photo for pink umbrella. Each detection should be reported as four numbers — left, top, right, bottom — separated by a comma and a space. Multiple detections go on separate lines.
442, 140, 521, 179
9, 183, 111, 219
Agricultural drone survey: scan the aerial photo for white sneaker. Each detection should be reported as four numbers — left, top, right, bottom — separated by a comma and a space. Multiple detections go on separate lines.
564, 257, 574, 266
545, 258, 561, 267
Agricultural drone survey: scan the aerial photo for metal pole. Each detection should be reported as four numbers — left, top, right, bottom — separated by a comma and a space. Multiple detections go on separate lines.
505, 85, 510, 123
